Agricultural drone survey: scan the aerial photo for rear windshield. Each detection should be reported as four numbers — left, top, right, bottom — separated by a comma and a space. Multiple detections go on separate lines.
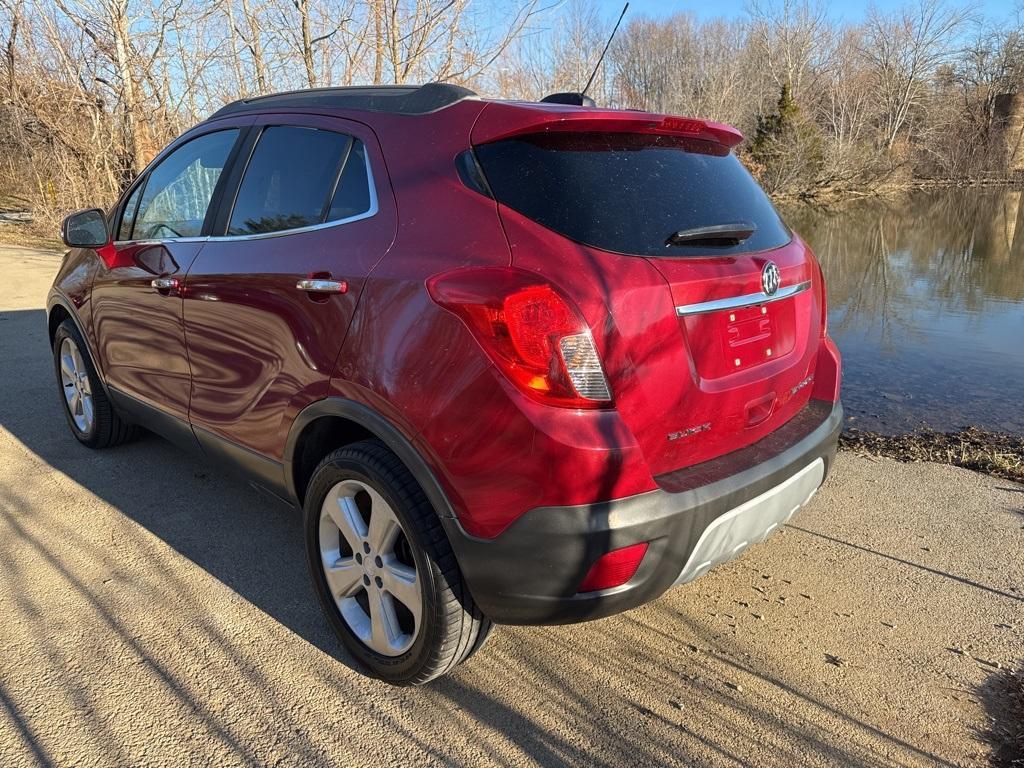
474, 132, 790, 257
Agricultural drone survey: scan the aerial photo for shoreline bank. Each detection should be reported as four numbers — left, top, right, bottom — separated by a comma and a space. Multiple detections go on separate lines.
773, 177, 1024, 205
840, 427, 1024, 485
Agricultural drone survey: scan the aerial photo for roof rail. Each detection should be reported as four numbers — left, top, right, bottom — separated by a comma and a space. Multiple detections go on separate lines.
208, 82, 477, 119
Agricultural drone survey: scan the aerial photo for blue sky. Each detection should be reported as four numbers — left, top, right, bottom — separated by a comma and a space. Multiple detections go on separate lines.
595, 0, 1019, 24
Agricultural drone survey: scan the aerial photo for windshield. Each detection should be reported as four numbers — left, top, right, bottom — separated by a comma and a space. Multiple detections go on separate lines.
474, 131, 791, 257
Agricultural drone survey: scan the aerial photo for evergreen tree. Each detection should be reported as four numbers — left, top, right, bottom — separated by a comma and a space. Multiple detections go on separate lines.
748, 84, 824, 194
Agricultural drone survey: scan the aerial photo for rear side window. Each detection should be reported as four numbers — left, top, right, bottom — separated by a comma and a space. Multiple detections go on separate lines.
474, 132, 790, 257
327, 141, 371, 222
228, 126, 372, 236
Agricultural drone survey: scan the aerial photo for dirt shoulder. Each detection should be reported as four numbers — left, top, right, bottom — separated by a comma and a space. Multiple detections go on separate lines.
1, 244, 1022, 767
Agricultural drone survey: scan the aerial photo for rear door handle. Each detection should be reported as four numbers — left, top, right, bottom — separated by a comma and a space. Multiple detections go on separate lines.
296, 278, 347, 294
151, 277, 180, 292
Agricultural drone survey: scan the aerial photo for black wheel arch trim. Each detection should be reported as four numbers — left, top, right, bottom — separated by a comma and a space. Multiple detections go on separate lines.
283, 397, 458, 520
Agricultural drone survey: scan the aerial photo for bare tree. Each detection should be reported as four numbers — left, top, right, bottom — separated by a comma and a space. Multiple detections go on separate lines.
278, 0, 349, 87
228, 0, 270, 94
816, 26, 884, 184
862, 0, 975, 150
369, 0, 550, 85
494, 0, 611, 101
47, 0, 189, 176
1, 0, 22, 100
611, 13, 760, 128
747, 0, 831, 103
957, 23, 1024, 136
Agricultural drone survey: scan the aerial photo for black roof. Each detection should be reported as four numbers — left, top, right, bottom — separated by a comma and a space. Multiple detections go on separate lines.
208, 82, 477, 119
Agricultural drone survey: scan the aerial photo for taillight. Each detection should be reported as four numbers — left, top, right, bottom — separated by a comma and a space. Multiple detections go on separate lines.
426, 267, 612, 409
578, 542, 649, 592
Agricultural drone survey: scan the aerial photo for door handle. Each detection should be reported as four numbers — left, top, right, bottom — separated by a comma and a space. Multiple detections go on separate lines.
296, 278, 347, 294
151, 277, 180, 292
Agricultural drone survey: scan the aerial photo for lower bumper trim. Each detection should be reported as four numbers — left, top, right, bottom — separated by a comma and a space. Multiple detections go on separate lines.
673, 457, 824, 585
442, 399, 843, 625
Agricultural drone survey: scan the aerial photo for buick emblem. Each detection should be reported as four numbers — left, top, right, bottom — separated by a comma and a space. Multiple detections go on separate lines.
761, 261, 781, 297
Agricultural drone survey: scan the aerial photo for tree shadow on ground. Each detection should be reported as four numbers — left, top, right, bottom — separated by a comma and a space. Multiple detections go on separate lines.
0, 306, 984, 766
976, 661, 1024, 767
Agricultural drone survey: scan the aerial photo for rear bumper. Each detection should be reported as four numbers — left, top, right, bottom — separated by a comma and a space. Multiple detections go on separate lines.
445, 398, 843, 625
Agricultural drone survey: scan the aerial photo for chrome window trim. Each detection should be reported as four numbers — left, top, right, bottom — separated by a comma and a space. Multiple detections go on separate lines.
675, 280, 812, 317
111, 236, 210, 246
208, 134, 379, 242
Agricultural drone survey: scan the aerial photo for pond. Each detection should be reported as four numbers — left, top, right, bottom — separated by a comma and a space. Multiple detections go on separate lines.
784, 188, 1024, 436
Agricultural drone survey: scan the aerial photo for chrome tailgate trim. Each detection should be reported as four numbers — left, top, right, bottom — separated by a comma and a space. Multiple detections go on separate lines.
675, 280, 811, 316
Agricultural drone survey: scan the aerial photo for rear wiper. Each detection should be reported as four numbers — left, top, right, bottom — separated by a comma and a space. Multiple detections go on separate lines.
666, 221, 756, 247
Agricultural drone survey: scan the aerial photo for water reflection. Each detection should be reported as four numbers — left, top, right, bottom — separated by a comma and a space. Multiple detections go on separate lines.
783, 189, 1024, 434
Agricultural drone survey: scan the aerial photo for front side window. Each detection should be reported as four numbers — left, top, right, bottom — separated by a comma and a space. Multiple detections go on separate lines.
117, 182, 144, 241
129, 129, 239, 241
228, 126, 372, 236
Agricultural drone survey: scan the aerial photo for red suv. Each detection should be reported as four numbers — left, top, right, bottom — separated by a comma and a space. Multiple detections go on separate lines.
50, 83, 842, 685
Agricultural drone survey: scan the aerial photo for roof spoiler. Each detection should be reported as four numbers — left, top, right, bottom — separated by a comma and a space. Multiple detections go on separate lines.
472, 104, 744, 150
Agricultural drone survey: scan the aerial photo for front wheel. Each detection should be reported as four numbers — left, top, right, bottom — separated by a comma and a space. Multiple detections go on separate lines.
52, 320, 137, 448
304, 440, 492, 685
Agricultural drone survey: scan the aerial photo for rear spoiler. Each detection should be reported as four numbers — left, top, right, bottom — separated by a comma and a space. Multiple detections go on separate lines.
471, 102, 744, 150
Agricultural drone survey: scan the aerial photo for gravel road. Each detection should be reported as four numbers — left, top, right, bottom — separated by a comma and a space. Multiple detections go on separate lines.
1, 243, 1021, 767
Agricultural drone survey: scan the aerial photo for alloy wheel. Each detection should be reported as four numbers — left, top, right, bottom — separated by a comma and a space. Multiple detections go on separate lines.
318, 479, 422, 656
59, 337, 94, 433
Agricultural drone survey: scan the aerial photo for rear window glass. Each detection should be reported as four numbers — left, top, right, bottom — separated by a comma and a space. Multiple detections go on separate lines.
474, 132, 790, 257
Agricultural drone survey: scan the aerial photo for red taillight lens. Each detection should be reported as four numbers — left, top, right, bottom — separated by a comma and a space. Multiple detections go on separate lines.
578, 542, 649, 593
806, 245, 828, 337
427, 268, 612, 408
819, 262, 829, 337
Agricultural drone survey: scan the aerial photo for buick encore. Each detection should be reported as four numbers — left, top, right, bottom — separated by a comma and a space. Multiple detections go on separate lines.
49, 83, 842, 684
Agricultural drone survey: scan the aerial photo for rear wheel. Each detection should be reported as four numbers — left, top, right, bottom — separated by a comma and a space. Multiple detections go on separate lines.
52, 320, 136, 448
304, 440, 492, 685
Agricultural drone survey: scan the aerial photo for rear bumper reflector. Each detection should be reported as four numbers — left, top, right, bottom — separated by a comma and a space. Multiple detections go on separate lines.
675, 280, 811, 317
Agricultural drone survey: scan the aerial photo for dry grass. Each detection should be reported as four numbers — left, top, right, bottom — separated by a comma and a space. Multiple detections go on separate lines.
0, 224, 63, 250
840, 428, 1024, 485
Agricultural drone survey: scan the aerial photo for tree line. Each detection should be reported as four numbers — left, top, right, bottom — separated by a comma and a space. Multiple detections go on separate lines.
0, 0, 1021, 231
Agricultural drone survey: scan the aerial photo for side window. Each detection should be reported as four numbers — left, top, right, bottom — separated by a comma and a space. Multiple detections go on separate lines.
228, 126, 370, 236
132, 129, 239, 241
117, 182, 144, 241
327, 140, 372, 222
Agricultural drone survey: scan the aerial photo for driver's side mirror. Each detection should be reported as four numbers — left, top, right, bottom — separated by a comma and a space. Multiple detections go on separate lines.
61, 208, 109, 249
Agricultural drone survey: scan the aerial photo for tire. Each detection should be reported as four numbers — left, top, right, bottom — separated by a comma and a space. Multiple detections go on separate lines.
52, 319, 137, 448
304, 439, 492, 685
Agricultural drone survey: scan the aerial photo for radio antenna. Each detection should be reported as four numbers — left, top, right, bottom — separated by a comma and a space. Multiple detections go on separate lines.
582, 2, 629, 97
